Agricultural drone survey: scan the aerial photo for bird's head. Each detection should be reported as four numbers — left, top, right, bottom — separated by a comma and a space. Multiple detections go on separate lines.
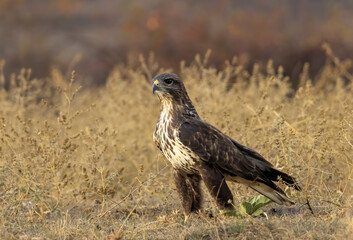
152, 73, 199, 118
152, 73, 186, 101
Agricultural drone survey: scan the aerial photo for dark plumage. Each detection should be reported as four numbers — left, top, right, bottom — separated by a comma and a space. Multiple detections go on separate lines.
152, 73, 301, 220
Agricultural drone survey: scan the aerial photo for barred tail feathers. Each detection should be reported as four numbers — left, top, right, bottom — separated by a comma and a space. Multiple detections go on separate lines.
249, 182, 294, 206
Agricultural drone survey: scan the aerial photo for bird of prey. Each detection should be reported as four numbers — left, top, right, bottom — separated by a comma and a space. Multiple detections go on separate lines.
152, 73, 301, 221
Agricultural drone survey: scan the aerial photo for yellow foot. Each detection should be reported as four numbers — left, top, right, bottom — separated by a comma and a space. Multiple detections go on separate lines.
184, 215, 190, 223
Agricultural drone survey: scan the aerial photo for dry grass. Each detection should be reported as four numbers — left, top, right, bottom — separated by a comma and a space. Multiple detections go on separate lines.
0, 48, 352, 239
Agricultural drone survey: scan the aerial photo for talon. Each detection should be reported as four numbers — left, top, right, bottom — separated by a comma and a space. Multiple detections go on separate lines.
184, 215, 190, 223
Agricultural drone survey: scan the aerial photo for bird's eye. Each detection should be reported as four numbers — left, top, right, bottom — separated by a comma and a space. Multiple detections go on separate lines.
164, 78, 173, 84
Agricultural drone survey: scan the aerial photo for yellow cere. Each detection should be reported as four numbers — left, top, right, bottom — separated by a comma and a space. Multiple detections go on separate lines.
154, 80, 159, 85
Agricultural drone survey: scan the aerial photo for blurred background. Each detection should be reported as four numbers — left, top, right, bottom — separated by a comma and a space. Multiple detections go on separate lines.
1, 0, 353, 86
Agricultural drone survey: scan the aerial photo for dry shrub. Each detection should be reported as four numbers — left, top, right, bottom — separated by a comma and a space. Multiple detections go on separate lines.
0, 49, 352, 239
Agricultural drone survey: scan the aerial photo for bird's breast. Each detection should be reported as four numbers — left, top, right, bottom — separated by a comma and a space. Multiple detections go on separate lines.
154, 114, 198, 174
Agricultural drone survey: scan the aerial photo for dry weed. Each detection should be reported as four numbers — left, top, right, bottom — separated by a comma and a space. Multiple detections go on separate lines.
0, 49, 352, 239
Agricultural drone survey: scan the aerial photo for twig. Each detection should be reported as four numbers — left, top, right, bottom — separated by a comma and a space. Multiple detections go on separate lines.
306, 197, 315, 216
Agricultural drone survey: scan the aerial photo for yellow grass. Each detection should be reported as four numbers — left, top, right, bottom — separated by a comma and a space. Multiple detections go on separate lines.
0, 49, 352, 239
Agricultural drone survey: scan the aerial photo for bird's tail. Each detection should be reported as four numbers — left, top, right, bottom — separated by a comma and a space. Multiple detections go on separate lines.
249, 182, 294, 206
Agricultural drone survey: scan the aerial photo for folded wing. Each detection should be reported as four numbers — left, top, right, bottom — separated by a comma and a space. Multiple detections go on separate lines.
178, 118, 300, 205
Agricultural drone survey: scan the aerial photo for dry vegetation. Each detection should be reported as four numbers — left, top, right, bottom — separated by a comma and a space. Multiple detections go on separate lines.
0, 47, 353, 239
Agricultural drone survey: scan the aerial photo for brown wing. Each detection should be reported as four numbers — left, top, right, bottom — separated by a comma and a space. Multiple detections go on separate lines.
178, 119, 272, 183
178, 118, 300, 191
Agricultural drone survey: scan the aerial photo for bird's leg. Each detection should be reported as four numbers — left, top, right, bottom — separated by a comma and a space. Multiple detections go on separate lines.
186, 174, 203, 212
198, 163, 234, 210
173, 170, 202, 222
173, 170, 192, 221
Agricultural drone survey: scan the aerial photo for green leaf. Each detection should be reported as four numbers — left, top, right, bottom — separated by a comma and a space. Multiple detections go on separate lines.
247, 195, 272, 213
251, 209, 264, 217
221, 195, 272, 218
221, 208, 242, 217
239, 201, 253, 216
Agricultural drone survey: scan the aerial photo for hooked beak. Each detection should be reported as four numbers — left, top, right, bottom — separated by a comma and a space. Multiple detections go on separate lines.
152, 80, 159, 94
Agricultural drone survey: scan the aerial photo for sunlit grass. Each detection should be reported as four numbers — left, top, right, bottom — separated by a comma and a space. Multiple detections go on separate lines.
0, 47, 352, 239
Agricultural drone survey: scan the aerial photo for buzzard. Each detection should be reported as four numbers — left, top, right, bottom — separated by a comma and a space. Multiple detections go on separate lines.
152, 73, 300, 221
